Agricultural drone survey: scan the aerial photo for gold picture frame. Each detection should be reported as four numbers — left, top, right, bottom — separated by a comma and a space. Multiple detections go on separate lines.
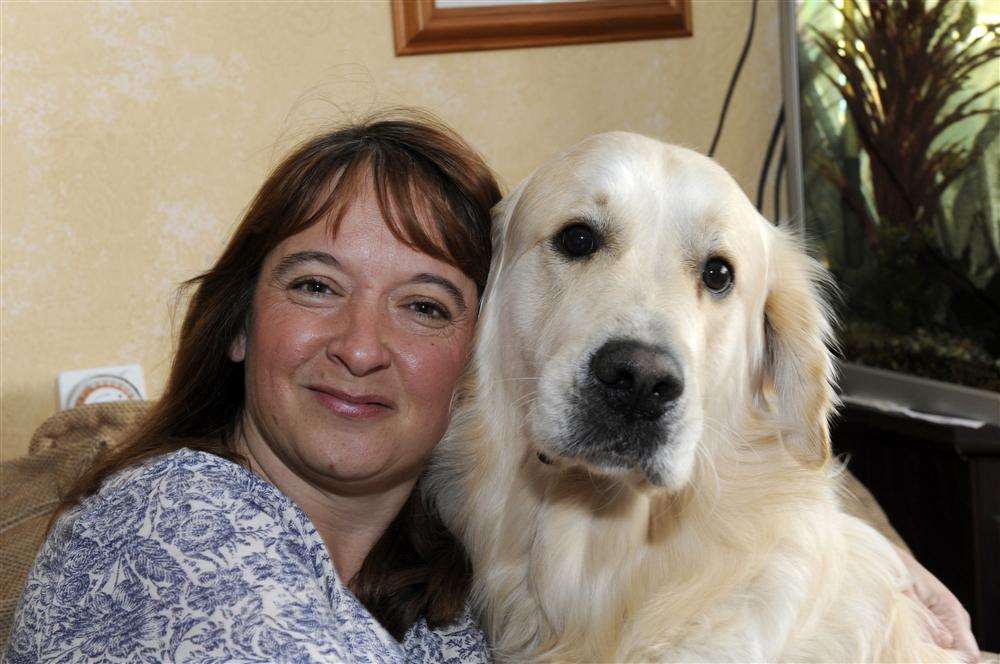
392, 0, 692, 56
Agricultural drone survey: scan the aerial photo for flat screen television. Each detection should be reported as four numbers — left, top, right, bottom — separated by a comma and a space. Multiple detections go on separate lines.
777, 0, 1000, 426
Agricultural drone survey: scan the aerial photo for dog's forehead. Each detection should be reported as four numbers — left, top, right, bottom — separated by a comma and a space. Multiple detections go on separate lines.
523, 133, 749, 223
510, 132, 761, 257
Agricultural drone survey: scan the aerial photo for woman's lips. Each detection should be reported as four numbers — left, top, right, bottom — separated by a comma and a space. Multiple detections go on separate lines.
308, 386, 393, 420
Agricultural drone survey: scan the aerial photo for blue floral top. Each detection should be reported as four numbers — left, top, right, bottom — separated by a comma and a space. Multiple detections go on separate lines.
3, 448, 491, 663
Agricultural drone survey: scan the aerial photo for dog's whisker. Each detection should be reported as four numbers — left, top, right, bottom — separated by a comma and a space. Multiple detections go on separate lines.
701, 416, 749, 445
492, 376, 543, 387
516, 391, 540, 410
688, 444, 722, 515
601, 482, 626, 510
512, 388, 538, 402
702, 417, 765, 467
702, 416, 769, 469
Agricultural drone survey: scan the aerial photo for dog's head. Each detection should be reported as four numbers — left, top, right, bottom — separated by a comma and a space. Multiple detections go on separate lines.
479, 132, 837, 492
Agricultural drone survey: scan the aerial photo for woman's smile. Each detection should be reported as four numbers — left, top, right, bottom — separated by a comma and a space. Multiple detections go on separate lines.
307, 384, 395, 420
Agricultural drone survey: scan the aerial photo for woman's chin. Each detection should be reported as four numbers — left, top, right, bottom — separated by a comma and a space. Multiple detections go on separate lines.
302, 446, 425, 496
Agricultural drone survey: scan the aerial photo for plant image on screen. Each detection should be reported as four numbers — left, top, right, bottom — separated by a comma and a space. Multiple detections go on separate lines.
796, 0, 999, 390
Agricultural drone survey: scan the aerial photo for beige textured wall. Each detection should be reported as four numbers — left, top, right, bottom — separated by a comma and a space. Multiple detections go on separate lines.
2, 0, 784, 460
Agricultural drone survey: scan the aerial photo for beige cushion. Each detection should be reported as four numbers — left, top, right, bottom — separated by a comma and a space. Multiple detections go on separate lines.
0, 401, 150, 647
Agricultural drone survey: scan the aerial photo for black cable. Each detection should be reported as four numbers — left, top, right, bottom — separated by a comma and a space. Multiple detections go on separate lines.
774, 138, 786, 223
708, 0, 758, 158
756, 107, 785, 212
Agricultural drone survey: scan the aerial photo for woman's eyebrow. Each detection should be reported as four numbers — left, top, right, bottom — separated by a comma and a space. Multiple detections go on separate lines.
408, 273, 467, 314
271, 251, 340, 281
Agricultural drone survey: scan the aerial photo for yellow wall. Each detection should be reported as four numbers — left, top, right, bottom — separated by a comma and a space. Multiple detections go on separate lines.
2, 0, 784, 459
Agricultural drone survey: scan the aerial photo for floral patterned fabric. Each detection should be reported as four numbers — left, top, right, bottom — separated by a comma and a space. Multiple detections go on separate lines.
2, 448, 491, 664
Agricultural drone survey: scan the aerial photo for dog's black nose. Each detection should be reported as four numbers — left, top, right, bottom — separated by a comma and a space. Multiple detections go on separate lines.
590, 340, 683, 420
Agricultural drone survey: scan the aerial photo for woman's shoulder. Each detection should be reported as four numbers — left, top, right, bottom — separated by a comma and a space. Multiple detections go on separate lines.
72, 448, 312, 541
98, 447, 292, 516
36, 446, 331, 596
41, 447, 331, 588
6, 449, 353, 662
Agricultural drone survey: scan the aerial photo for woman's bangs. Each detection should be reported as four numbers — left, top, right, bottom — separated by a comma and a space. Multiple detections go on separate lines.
289, 154, 371, 245
264, 129, 491, 294
369, 148, 479, 284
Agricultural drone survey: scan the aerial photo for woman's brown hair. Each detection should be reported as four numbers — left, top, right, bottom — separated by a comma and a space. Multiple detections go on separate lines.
52, 109, 501, 639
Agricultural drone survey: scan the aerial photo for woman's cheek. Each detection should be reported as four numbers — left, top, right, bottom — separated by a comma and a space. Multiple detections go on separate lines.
251, 305, 330, 378
397, 336, 470, 408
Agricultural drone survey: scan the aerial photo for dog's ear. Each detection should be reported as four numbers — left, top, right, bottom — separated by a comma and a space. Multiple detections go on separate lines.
757, 227, 839, 467
481, 175, 532, 306
490, 175, 531, 254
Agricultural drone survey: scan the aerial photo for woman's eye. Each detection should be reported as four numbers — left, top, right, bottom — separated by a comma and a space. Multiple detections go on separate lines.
409, 301, 451, 322
292, 279, 334, 296
701, 257, 734, 294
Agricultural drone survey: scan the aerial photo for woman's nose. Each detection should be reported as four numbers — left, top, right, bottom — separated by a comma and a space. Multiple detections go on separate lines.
326, 299, 391, 377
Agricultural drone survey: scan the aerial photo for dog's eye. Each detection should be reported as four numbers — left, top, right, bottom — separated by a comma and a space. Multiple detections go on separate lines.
556, 223, 600, 258
702, 258, 734, 294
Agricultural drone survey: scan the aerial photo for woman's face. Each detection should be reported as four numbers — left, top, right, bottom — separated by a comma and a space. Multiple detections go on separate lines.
230, 183, 479, 495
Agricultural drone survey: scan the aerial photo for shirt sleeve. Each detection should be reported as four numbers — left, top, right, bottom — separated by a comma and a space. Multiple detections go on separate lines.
2, 451, 366, 664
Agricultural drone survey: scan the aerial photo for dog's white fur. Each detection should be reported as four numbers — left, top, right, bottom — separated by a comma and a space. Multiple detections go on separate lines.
428, 133, 960, 662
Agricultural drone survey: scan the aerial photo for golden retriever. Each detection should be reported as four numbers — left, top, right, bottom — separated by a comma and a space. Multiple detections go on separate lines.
428, 132, 961, 662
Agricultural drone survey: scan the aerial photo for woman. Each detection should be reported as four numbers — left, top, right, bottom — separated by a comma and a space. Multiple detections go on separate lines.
4, 111, 978, 663
5, 111, 499, 663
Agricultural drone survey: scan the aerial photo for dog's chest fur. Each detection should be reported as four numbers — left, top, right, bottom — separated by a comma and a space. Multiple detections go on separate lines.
429, 389, 955, 662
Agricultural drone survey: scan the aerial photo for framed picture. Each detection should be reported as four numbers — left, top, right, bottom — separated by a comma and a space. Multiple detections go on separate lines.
392, 0, 692, 56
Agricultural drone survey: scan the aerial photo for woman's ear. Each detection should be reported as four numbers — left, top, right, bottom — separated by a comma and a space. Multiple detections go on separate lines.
228, 332, 246, 363
757, 227, 839, 466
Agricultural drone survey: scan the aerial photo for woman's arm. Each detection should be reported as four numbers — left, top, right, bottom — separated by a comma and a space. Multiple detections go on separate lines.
897, 546, 980, 663
840, 471, 980, 662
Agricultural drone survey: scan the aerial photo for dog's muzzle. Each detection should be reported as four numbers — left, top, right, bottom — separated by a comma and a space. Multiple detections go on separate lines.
589, 340, 684, 420
555, 339, 685, 480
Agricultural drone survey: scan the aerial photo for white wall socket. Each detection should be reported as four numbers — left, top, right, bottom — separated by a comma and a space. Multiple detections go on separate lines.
57, 364, 147, 411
